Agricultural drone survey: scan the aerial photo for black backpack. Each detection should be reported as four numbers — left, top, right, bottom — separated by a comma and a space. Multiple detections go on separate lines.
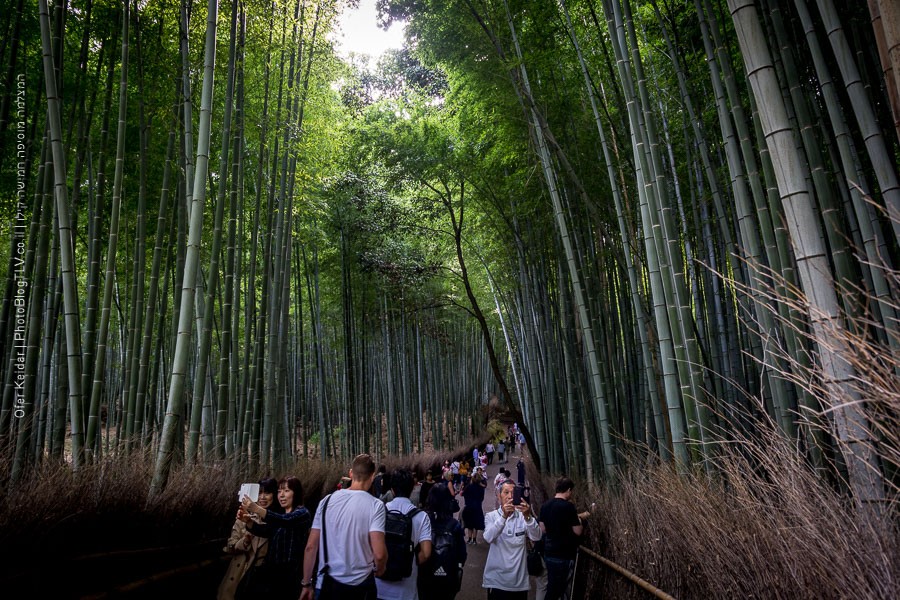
419, 518, 462, 593
379, 506, 421, 581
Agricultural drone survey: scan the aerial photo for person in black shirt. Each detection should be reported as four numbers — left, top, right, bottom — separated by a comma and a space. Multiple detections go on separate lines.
538, 477, 592, 600
460, 467, 487, 544
240, 476, 313, 600
419, 471, 435, 508
516, 458, 526, 486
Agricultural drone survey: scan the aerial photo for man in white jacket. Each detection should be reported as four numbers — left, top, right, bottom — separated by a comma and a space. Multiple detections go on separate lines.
482, 480, 542, 599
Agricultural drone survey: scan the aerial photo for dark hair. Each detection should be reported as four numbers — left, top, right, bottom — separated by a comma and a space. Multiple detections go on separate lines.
378, 465, 387, 474
259, 477, 279, 496
555, 476, 575, 494
278, 476, 304, 510
426, 483, 456, 518
390, 468, 415, 498
352, 454, 376, 480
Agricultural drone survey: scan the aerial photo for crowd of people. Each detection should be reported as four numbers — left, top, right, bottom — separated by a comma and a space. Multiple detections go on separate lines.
219, 430, 591, 600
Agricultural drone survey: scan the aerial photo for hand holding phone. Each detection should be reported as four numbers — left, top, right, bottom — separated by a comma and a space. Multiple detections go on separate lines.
239, 483, 260, 503
512, 485, 523, 505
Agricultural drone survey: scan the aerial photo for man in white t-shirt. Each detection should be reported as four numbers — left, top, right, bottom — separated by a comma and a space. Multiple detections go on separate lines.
300, 454, 387, 600
376, 468, 432, 600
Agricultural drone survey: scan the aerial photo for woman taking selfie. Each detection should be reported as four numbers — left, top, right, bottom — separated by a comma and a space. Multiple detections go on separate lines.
218, 477, 278, 600
240, 476, 312, 600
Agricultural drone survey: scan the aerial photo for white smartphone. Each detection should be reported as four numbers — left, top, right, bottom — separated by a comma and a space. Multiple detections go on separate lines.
239, 483, 260, 502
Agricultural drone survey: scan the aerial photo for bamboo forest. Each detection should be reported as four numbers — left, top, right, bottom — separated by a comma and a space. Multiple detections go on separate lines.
0, 0, 898, 597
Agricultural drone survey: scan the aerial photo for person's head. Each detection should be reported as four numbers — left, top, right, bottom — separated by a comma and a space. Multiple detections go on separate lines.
378, 465, 387, 475
390, 468, 415, 498
555, 476, 575, 498
258, 478, 278, 509
425, 470, 433, 481
498, 480, 516, 504
502, 469, 510, 477
426, 482, 456, 517
278, 476, 303, 511
350, 453, 377, 486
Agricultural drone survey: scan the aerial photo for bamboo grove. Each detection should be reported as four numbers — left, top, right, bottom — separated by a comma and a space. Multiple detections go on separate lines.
1, 0, 899, 512
0, 0, 494, 491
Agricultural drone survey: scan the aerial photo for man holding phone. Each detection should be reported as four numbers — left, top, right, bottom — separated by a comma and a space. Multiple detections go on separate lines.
482, 480, 542, 599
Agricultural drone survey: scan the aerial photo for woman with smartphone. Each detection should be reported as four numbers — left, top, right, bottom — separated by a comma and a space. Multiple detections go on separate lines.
218, 478, 278, 600
239, 476, 312, 600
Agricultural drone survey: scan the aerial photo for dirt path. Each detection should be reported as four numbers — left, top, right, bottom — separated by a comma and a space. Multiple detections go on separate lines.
456, 446, 537, 600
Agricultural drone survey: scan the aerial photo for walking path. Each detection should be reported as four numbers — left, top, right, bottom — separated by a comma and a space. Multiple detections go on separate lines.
456, 447, 537, 600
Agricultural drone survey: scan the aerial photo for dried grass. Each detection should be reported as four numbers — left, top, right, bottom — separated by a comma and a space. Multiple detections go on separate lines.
522, 424, 897, 598
0, 437, 487, 568
520, 256, 900, 599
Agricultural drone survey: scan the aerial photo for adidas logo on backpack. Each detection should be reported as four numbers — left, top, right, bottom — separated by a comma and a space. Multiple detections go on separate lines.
419, 517, 463, 593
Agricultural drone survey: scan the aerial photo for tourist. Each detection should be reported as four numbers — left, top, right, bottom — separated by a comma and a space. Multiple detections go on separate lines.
376, 468, 432, 600
299, 454, 387, 600
493, 469, 510, 509
443, 468, 457, 497
539, 477, 593, 600
482, 480, 542, 599
373, 465, 387, 497
461, 467, 487, 544
418, 471, 435, 509
459, 460, 470, 487
218, 477, 277, 600
418, 483, 467, 600
450, 459, 461, 486
239, 476, 312, 600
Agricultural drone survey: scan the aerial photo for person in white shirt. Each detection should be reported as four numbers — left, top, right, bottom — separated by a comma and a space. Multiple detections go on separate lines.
493, 469, 510, 509
450, 460, 461, 486
376, 469, 432, 600
482, 480, 542, 599
300, 454, 387, 600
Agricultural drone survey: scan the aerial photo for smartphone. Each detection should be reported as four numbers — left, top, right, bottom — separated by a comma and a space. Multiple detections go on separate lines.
513, 484, 524, 505
239, 483, 260, 502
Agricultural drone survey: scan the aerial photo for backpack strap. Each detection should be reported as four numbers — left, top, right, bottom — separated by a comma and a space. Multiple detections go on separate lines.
319, 494, 332, 575
407, 507, 420, 547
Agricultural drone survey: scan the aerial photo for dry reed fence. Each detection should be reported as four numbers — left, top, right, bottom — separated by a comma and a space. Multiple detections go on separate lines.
0, 441, 478, 571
